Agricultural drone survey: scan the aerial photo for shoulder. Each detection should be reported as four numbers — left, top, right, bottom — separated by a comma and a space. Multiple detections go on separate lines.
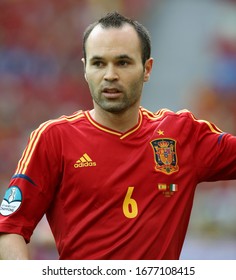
140, 107, 195, 121
140, 107, 223, 134
30, 110, 87, 137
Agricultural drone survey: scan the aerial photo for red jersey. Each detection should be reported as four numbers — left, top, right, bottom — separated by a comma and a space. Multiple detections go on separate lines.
0, 107, 236, 259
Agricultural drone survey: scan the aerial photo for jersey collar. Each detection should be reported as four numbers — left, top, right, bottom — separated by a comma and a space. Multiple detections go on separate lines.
85, 109, 143, 139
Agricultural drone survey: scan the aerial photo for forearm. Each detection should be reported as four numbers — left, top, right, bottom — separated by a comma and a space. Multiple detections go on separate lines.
0, 233, 29, 260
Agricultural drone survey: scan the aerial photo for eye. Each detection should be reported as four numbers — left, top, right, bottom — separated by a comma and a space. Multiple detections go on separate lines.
118, 60, 129, 66
92, 61, 105, 68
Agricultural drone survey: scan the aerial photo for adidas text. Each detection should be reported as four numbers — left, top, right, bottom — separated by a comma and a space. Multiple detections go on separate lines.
74, 162, 96, 168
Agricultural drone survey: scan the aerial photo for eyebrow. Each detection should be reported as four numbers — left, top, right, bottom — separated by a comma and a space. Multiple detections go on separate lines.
90, 54, 134, 61
116, 54, 133, 60
90, 56, 103, 61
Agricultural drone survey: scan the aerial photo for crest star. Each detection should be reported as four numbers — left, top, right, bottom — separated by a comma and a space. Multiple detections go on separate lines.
157, 129, 164, 135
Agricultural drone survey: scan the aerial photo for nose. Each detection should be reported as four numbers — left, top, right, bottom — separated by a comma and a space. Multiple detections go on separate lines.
104, 64, 118, 81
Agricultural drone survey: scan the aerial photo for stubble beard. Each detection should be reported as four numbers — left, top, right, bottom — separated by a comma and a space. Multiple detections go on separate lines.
92, 90, 141, 114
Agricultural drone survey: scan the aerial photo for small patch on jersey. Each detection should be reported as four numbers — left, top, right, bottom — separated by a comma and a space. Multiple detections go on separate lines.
157, 129, 164, 135
158, 183, 178, 197
0, 186, 22, 216
150, 138, 179, 175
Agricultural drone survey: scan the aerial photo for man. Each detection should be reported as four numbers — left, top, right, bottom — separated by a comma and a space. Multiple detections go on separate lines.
0, 11, 235, 260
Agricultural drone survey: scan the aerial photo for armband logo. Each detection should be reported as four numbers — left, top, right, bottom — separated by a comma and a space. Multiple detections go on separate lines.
150, 138, 179, 175
0, 186, 22, 216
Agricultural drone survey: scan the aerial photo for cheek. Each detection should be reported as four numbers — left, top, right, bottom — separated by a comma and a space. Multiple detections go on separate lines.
86, 71, 103, 85
131, 72, 145, 88
85, 73, 95, 87
85, 76, 101, 96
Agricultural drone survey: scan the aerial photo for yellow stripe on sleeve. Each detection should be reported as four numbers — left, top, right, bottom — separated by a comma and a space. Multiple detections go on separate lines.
15, 111, 84, 175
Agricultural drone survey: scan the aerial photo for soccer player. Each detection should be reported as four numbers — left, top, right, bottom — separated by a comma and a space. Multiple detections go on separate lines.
0, 12, 235, 260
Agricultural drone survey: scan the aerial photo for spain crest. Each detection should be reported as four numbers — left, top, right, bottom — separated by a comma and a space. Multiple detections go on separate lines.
150, 138, 179, 175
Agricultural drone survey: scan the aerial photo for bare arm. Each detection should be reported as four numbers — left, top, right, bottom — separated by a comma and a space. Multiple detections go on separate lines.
0, 233, 29, 260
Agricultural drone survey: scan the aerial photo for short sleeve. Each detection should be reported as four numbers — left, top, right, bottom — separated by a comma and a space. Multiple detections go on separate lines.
0, 123, 62, 242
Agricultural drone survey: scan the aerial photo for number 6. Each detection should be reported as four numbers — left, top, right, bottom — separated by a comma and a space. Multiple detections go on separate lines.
123, 186, 138, 218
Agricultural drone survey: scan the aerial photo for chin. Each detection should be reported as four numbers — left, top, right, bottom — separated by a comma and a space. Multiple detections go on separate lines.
103, 105, 128, 114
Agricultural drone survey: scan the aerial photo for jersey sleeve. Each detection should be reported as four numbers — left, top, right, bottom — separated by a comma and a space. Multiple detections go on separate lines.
191, 114, 236, 182
0, 122, 62, 242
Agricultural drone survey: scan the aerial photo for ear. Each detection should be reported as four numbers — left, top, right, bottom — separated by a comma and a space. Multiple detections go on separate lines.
143, 58, 153, 82
81, 58, 87, 81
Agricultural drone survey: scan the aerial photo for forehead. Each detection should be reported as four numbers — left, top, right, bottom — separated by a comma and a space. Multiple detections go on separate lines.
85, 24, 142, 59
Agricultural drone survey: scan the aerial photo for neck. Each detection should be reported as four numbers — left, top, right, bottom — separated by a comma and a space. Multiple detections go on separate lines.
89, 106, 140, 133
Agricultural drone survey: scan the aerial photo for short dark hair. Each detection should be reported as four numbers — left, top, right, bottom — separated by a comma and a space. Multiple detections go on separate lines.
83, 11, 151, 65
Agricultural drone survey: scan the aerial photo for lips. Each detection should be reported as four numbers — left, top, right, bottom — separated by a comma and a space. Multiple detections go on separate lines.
102, 87, 122, 98
103, 88, 120, 93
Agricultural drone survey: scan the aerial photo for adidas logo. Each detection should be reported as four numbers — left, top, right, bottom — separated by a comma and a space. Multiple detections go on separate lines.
74, 153, 96, 168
